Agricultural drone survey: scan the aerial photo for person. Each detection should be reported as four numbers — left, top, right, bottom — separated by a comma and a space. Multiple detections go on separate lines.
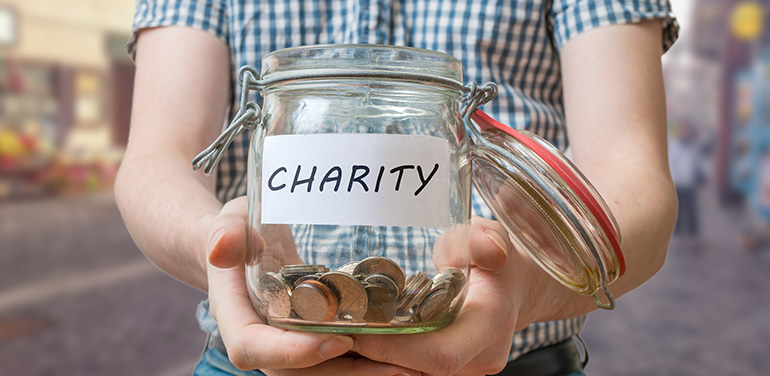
115, 1, 679, 375
668, 121, 708, 251
739, 147, 770, 252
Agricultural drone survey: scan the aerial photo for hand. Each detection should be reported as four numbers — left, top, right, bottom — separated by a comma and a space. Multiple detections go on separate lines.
205, 196, 421, 376
352, 217, 531, 376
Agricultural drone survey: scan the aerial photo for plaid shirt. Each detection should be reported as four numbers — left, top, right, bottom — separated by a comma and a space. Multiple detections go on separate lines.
130, 0, 677, 361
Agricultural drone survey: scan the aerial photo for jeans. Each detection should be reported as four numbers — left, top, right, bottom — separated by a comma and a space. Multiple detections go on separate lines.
192, 347, 587, 376
194, 347, 267, 376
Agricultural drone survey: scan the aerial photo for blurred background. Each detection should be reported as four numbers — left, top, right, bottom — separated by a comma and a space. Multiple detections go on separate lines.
0, 0, 769, 375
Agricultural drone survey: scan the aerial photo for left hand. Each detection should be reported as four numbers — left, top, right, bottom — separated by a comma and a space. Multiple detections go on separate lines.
207, 197, 421, 376
352, 216, 532, 376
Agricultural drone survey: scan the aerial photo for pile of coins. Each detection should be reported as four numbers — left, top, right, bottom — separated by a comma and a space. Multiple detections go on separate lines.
257, 257, 466, 324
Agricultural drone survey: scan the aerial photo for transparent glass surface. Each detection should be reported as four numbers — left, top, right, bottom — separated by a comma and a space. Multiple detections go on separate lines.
245, 46, 471, 333
471, 128, 606, 295
519, 130, 622, 282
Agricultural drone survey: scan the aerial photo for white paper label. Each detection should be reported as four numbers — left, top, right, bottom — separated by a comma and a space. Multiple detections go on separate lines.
261, 134, 451, 227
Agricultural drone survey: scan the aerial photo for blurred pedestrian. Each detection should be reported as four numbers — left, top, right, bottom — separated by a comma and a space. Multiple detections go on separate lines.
740, 147, 770, 252
668, 121, 708, 251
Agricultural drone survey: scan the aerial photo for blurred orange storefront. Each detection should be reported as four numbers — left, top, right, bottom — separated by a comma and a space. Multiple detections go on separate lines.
0, 0, 135, 199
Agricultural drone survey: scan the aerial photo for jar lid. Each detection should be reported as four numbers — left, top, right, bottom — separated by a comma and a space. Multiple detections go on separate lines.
469, 110, 624, 303
259, 44, 465, 90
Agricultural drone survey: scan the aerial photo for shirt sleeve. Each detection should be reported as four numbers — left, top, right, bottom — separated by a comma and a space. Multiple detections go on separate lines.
550, 0, 679, 53
126, 0, 230, 60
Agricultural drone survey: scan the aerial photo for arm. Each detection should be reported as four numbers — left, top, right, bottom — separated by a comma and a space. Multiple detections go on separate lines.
116, 26, 418, 376
115, 26, 229, 291
352, 20, 678, 375
524, 19, 677, 321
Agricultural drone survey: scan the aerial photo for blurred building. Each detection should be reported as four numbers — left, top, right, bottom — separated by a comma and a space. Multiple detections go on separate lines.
666, 0, 770, 222
0, 0, 135, 199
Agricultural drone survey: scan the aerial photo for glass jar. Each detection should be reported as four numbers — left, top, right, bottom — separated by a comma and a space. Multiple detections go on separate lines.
193, 44, 624, 335
247, 45, 471, 333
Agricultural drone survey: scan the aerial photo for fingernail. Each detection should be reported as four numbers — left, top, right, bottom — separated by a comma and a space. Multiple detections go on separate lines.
318, 336, 354, 360
484, 230, 508, 255
208, 227, 230, 250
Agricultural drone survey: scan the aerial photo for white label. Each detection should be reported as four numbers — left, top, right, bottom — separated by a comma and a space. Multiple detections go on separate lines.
261, 134, 451, 227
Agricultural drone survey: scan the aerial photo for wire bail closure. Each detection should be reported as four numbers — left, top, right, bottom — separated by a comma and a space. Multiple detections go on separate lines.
193, 66, 261, 175
192, 65, 497, 175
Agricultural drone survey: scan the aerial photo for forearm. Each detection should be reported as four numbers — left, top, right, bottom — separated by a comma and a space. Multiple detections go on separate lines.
523, 159, 676, 324
583, 153, 677, 297
518, 20, 677, 325
115, 151, 221, 290
115, 26, 231, 291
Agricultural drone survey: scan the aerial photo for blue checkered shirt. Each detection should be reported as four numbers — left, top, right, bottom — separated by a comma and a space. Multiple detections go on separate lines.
129, 0, 678, 362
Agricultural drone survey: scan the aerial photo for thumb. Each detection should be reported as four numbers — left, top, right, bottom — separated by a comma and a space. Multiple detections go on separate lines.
468, 216, 511, 271
207, 196, 252, 269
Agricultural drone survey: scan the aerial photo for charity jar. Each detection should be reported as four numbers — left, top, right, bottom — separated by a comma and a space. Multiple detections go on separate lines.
249, 45, 471, 334
193, 44, 625, 335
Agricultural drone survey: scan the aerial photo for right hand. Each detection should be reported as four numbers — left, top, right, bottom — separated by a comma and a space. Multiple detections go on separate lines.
205, 196, 420, 376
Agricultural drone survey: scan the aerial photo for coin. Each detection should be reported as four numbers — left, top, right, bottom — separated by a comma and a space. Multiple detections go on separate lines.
257, 272, 293, 318
433, 268, 466, 298
353, 257, 406, 291
291, 279, 338, 322
293, 273, 321, 288
335, 261, 359, 275
281, 264, 330, 285
319, 272, 368, 322
398, 272, 433, 312
362, 274, 399, 323
415, 288, 453, 322
281, 264, 329, 274
447, 269, 467, 297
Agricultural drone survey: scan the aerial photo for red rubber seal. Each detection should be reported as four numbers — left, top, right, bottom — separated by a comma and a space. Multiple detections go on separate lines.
471, 109, 625, 276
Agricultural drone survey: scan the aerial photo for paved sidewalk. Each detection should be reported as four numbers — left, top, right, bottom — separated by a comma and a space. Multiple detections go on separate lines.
0, 193, 207, 376
581, 187, 770, 376
1, 189, 767, 375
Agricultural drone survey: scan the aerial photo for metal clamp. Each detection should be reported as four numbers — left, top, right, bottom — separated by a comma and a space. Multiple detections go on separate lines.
193, 67, 261, 175
592, 284, 616, 310
192, 64, 498, 175
460, 81, 498, 145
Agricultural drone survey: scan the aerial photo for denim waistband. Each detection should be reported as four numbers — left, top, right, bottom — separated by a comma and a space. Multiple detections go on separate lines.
204, 334, 587, 376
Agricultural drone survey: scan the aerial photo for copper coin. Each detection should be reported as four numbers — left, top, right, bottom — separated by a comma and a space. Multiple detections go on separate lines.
291, 279, 338, 322
293, 273, 321, 288
319, 272, 368, 322
362, 274, 399, 323
354, 257, 406, 292
257, 272, 293, 318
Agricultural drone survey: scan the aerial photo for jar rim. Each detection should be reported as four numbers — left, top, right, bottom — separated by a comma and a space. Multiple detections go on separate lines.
261, 44, 464, 86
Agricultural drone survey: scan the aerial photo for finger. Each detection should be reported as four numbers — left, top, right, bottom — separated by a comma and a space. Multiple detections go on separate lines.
353, 254, 520, 375
452, 325, 516, 376
263, 356, 421, 376
207, 260, 354, 370
207, 196, 253, 268
431, 223, 473, 271
353, 301, 515, 375
468, 216, 511, 271
353, 304, 496, 375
